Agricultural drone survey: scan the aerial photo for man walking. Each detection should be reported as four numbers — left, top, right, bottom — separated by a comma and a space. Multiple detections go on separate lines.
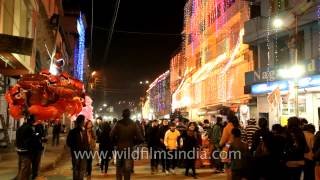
164, 123, 181, 175
16, 115, 35, 180
31, 122, 46, 179
67, 115, 89, 180
52, 122, 61, 146
147, 120, 161, 174
110, 109, 143, 180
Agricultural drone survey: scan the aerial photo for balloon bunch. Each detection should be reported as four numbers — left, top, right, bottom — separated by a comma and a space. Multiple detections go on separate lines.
5, 70, 85, 121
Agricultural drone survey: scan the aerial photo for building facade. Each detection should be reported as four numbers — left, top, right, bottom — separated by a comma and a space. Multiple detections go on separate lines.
244, 0, 319, 128
146, 71, 171, 119
0, 0, 81, 145
172, 0, 254, 123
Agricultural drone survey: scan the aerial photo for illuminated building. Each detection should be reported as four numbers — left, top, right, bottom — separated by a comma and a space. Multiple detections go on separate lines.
172, 0, 254, 122
146, 71, 171, 119
244, 0, 319, 128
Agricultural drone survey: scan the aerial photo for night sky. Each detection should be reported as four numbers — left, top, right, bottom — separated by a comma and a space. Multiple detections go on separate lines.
82, 0, 186, 109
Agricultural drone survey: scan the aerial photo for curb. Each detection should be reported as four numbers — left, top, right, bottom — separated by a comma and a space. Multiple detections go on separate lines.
40, 145, 68, 172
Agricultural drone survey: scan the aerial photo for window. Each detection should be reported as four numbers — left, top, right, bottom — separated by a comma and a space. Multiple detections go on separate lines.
275, 35, 290, 66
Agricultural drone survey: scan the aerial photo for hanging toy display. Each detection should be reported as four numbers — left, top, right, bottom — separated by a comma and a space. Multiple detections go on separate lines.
5, 70, 85, 121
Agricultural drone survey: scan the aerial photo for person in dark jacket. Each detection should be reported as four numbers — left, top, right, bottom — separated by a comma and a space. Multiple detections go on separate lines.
250, 118, 273, 180
110, 109, 143, 180
67, 115, 89, 180
147, 119, 161, 174
99, 121, 112, 174
283, 117, 309, 180
52, 122, 61, 146
230, 128, 249, 180
16, 115, 35, 180
31, 122, 46, 179
159, 119, 169, 173
210, 116, 224, 173
184, 122, 198, 178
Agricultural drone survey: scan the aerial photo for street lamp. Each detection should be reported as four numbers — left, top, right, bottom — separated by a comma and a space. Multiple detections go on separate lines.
145, 80, 149, 84
103, 103, 107, 107
273, 17, 284, 29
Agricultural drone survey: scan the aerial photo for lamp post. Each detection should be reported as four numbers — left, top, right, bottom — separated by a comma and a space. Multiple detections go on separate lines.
274, 15, 301, 117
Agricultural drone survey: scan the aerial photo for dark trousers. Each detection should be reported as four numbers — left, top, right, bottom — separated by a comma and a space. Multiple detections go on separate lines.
17, 152, 32, 180
87, 157, 93, 176
100, 149, 111, 173
32, 151, 42, 179
166, 150, 177, 170
185, 159, 196, 176
213, 147, 224, 171
304, 159, 315, 180
150, 148, 159, 169
160, 148, 166, 172
52, 133, 60, 146
116, 154, 133, 180
71, 152, 86, 180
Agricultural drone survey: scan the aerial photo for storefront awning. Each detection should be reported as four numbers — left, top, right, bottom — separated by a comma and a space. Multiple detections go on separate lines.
0, 51, 32, 76
0, 34, 33, 55
0, 34, 34, 76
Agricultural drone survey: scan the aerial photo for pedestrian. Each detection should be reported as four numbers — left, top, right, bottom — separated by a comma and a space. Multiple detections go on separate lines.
31, 122, 46, 179
303, 124, 315, 180
175, 119, 187, 168
99, 121, 112, 174
245, 118, 259, 149
202, 119, 211, 134
250, 118, 273, 180
271, 124, 287, 180
283, 117, 309, 180
67, 115, 89, 180
164, 122, 181, 175
219, 114, 239, 180
159, 119, 169, 173
110, 109, 143, 180
210, 116, 224, 173
15, 115, 35, 180
230, 128, 249, 180
147, 119, 161, 174
95, 116, 103, 166
85, 120, 96, 180
52, 122, 61, 146
183, 122, 198, 178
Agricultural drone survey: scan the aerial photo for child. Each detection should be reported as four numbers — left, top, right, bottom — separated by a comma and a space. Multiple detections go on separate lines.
230, 128, 249, 180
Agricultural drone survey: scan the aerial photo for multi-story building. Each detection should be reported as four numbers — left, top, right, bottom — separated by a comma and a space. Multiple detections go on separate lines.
0, 0, 81, 145
172, 0, 254, 123
244, 0, 319, 128
146, 71, 171, 119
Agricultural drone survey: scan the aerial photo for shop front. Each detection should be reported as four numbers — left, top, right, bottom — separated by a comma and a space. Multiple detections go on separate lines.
248, 71, 320, 129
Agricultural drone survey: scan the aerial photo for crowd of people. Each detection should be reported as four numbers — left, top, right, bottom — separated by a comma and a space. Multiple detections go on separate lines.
15, 108, 320, 180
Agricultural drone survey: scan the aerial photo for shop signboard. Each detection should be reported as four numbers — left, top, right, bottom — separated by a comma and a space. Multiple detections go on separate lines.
251, 74, 320, 95
245, 58, 320, 86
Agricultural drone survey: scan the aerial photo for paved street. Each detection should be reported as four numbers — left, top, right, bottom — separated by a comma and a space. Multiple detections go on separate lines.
42, 154, 226, 180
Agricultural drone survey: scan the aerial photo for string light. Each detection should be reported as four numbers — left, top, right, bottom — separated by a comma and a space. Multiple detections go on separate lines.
74, 13, 85, 81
